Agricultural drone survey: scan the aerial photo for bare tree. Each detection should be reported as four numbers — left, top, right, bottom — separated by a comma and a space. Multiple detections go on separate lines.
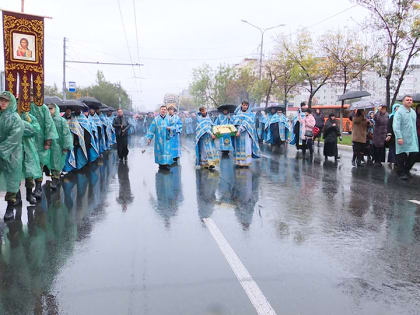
356, 0, 420, 106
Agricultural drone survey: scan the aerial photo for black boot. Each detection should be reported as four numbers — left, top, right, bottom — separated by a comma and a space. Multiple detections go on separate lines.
33, 181, 42, 200
13, 190, 22, 206
26, 188, 37, 205
4, 202, 14, 221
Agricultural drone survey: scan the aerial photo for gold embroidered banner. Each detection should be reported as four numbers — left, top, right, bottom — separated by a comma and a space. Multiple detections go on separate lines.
2, 10, 44, 112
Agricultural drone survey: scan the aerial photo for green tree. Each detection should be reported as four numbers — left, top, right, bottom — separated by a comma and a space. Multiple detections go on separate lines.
68, 71, 132, 110
271, 48, 305, 106
283, 30, 337, 107
44, 83, 62, 98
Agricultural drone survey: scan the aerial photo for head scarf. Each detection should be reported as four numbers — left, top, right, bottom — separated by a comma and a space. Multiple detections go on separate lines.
389, 103, 400, 118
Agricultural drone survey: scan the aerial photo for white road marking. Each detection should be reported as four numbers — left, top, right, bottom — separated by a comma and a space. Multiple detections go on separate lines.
408, 200, 420, 205
203, 218, 277, 315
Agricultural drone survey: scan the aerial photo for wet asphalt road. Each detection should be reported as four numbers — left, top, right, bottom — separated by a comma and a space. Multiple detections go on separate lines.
0, 135, 420, 315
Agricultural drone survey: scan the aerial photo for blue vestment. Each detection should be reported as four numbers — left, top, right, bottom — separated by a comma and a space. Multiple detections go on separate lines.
147, 115, 173, 165
168, 114, 183, 160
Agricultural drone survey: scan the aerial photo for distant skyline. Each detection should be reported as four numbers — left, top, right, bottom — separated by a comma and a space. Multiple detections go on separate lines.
1, 0, 368, 111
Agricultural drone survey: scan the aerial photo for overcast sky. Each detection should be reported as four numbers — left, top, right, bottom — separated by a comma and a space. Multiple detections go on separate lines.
1, 0, 368, 110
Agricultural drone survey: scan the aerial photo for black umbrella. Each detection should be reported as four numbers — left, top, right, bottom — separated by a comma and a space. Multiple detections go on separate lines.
399, 93, 420, 102
217, 104, 237, 113
264, 106, 285, 113
337, 90, 371, 101
79, 96, 103, 109
59, 99, 88, 112
44, 96, 64, 106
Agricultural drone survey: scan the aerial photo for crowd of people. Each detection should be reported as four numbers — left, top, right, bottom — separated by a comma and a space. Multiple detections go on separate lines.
348, 95, 419, 180
2, 91, 420, 221
0, 92, 137, 221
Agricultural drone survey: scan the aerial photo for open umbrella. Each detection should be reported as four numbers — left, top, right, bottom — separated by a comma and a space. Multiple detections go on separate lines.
337, 90, 371, 101
79, 96, 103, 109
44, 96, 64, 106
217, 104, 236, 113
59, 99, 88, 112
264, 105, 285, 113
349, 99, 383, 110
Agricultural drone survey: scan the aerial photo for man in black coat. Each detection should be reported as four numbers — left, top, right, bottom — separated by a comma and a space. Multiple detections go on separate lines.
113, 108, 130, 161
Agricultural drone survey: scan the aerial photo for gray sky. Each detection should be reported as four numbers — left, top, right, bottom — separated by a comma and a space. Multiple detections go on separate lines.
2, 0, 368, 110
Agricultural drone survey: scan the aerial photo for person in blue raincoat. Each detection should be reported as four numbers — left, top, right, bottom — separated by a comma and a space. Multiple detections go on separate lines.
167, 105, 183, 163
290, 110, 306, 150
255, 110, 267, 142
0, 91, 24, 220
393, 95, 419, 179
264, 107, 290, 147
147, 105, 173, 170
63, 107, 88, 172
232, 101, 260, 167
214, 108, 234, 155
89, 107, 106, 154
195, 106, 218, 169
76, 108, 99, 163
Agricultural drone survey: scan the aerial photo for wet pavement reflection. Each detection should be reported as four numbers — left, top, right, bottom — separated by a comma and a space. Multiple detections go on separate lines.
0, 136, 419, 314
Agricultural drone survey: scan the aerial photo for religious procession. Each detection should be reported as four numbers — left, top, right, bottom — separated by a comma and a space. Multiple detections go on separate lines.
2, 1, 420, 314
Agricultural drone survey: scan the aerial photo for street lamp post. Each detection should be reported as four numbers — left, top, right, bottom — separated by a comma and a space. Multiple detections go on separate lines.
241, 20, 285, 80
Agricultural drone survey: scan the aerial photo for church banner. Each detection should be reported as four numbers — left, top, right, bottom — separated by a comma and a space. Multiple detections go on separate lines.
2, 10, 44, 112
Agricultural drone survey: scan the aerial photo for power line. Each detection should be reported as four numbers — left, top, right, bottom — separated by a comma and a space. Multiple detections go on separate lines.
116, 0, 141, 100
132, 0, 141, 63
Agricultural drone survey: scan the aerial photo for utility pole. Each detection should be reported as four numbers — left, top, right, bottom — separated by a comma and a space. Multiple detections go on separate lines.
118, 82, 121, 109
62, 37, 67, 100
241, 20, 285, 80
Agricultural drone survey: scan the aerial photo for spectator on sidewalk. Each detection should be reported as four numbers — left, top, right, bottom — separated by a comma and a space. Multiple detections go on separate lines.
352, 109, 368, 167
373, 105, 389, 167
313, 108, 325, 147
393, 95, 419, 180
323, 113, 341, 162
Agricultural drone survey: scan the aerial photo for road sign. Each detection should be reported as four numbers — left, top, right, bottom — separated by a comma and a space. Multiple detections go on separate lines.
68, 81, 76, 93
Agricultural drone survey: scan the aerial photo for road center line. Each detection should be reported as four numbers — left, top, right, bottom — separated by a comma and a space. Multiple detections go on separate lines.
203, 218, 277, 315
408, 200, 420, 205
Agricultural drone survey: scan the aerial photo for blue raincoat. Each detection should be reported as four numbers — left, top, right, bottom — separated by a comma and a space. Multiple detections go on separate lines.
76, 114, 99, 162
393, 106, 419, 154
264, 113, 290, 144
147, 115, 173, 165
89, 113, 107, 153
290, 112, 305, 147
214, 113, 234, 152
64, 115, 88, 172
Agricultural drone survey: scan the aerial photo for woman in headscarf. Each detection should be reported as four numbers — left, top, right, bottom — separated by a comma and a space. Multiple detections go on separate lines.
372, 105, 389, 167
232, 101, 260, 167
386, 103, 400, 168
323, 113, 341, 161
